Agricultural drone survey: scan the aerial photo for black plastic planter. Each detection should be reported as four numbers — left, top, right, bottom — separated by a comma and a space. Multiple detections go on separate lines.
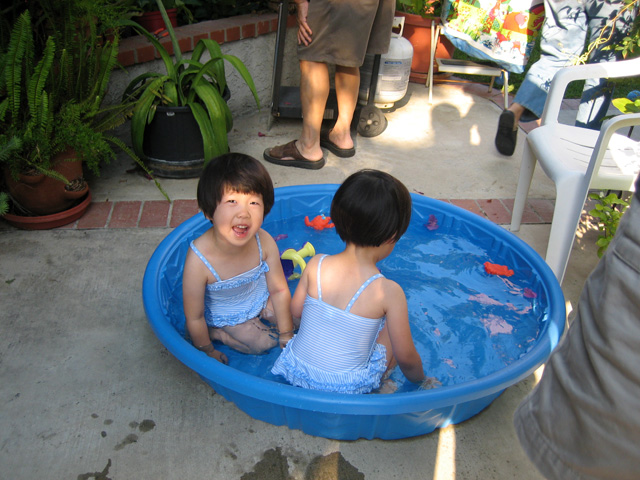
143, 105, 205, 179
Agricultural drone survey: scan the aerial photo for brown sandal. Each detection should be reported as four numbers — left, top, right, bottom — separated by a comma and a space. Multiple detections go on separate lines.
320, 130, 355, 158
263, 140, 325, 170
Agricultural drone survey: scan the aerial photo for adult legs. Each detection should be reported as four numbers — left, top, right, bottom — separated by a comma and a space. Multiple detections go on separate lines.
262, 60, 329, 168
327, 65, 360, 150
296, 59, 330, 162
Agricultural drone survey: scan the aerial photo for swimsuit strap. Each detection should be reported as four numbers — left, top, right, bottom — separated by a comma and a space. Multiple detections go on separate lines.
255, 233, 263, 261
345, 273, 384, 313
316, 254, 329, 301
189, 234, 261, 283
316, 254, 384, 312
189, 241, 222, 282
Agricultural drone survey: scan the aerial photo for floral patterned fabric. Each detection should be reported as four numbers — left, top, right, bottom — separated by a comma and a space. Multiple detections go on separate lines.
441, 0, 545, 73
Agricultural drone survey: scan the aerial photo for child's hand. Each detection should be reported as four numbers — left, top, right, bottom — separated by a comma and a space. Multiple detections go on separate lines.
209, 349, 228, 365
196, 342, 228, 365
419, 376, 442, 390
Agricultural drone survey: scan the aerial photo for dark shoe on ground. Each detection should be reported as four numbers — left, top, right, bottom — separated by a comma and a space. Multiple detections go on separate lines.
495, 110, 518, 156
320, 130, 356, 158
263, 140, 325, 170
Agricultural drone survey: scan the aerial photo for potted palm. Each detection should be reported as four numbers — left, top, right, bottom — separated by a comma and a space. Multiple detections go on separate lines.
0, 7, 162, 228
395, 0, 454, 81
121, 0, 260, 178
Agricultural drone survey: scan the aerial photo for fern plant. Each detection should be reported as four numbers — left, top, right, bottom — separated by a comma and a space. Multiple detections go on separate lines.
0, 9, 165, 199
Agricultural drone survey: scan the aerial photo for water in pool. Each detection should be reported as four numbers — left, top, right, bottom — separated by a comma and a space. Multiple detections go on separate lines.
167, 210, 546, 394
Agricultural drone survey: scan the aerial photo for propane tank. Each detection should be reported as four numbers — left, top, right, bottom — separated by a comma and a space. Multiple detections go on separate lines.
359, 16, 414, 109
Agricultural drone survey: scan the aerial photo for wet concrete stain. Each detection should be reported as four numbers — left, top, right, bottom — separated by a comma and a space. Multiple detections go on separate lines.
114, 433, 138, 451
77, 458, 112, 480
305, 452, 365, 480
241, 448, 365, 480
129, 419, 155, 432
89, 414, 156, 450
241, 447, 292, 480
139, 419, 156, 432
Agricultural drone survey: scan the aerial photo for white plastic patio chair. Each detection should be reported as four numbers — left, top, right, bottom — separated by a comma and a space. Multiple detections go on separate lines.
510, 56, 640, 284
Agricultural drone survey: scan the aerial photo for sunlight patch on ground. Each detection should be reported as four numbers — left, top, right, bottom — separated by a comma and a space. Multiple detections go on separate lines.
469, 124, 481, 146
434, 425, 456, 480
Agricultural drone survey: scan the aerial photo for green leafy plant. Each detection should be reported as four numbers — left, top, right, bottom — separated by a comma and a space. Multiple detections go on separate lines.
0, 11, 89, 181
395, 0, 442, 18
612, 95, 640, 114
121, 0, 260, 162
0, 191, 8, 216
0, 8, 166, 210
588, 191, 631, 257
0, 140, 13, 215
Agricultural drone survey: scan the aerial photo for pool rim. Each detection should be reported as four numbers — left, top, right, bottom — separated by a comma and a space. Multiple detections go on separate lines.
143, 184, 565, 416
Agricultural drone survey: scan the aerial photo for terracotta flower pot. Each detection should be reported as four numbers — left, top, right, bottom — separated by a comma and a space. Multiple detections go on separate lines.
2, 191, 91, 230
135, 8, 178, 32
4, 150, 89, 216
395, 11, 455, 83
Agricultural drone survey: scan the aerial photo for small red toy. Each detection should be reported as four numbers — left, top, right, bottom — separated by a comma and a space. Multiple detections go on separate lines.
304, 215, 334, 231
484, 261, 514, 277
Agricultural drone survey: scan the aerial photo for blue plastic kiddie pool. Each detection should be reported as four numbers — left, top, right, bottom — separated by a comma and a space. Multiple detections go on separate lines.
142, 184, 565, 440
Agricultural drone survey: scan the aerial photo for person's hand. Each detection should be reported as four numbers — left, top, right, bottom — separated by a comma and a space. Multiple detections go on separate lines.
209, 349, 228, 365
418, 376, 442, 390
196, 342, 228, 365
295, 0, 312, 46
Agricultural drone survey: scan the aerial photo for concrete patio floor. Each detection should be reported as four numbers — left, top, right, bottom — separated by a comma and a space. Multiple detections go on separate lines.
0, 81, 603, 479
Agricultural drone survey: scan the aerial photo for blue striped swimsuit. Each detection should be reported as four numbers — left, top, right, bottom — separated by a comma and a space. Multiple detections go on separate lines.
272, 255, 387, 394
189, 234, 270, 328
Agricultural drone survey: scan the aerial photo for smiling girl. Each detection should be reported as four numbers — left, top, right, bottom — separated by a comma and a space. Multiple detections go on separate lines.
182, 153, 294, 364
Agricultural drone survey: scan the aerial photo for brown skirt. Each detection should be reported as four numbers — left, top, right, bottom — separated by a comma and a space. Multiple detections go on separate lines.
298, 0, 395, 67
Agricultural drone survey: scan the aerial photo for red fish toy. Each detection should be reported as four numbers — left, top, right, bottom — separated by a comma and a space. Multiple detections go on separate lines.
484, 262, 514, 277
304, 215, 334, 231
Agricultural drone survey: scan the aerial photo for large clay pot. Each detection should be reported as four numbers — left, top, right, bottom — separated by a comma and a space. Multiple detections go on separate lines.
4, 150, 89, 216
395, 11, 455, 83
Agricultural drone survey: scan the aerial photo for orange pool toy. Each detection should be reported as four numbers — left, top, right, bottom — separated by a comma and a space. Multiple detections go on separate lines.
305, 214, 334, 231
484, 261, 514, 277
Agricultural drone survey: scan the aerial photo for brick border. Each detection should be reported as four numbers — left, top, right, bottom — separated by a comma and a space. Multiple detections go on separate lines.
1, 197, 555, 230
118, 12, 296, 67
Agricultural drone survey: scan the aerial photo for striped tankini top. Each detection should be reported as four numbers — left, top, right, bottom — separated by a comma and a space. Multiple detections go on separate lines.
189, 234, 270, 328
271, 255, 387, 394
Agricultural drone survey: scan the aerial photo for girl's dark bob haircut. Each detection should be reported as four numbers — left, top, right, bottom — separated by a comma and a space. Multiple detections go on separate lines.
197, 153, 274, 218
330, 169, 411, 247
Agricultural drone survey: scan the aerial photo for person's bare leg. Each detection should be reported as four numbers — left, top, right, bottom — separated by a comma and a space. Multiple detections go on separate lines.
329, 65, 360, 150
373, 324, 398, 393
297, 59, 330, 161
508, 102, 526, 124
210, 318, 277, 354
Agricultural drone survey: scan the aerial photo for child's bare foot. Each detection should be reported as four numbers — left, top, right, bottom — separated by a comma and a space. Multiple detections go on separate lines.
419, 376, 442, 390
